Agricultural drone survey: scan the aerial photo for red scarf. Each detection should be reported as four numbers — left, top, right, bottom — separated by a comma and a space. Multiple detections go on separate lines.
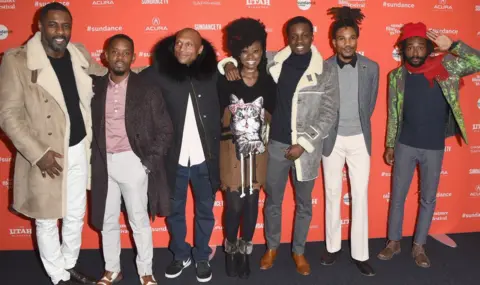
404, 54, 450, 87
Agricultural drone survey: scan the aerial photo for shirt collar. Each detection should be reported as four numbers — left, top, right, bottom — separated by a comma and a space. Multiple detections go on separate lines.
108, 73, 130, 89
336, 54, 357, 69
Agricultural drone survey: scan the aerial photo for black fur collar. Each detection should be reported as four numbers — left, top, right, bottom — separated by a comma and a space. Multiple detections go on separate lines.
152, 34, 218, 82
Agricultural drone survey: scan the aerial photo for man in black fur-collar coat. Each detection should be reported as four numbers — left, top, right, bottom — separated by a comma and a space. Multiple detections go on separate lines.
140, 28, 220, 283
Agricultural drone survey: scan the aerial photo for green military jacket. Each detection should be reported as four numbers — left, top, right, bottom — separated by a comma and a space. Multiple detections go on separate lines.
386, 41, 480, 148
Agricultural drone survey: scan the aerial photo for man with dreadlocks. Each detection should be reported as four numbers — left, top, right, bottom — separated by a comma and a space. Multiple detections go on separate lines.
320, 6, 379, 276
377, 23, 480, 268
217, 17, 276, 279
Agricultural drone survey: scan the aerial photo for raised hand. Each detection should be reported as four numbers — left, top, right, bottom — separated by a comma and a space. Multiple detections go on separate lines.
427, 30, 453, 52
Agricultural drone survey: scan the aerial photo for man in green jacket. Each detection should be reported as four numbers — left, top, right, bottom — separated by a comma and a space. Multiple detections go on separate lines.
377, 22, 480, 268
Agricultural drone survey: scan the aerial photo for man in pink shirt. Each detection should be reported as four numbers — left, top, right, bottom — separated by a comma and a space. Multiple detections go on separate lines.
89, 34, 173, 285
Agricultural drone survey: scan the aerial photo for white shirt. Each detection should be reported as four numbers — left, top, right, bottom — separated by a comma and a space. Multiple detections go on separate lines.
178, 95, 206, 167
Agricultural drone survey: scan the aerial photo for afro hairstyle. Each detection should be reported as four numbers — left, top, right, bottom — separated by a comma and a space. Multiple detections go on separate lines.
225, 17, 268, 69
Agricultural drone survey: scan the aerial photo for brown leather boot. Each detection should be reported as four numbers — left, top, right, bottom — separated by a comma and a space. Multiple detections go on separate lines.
260, 249, 277, 270
412, 243, 431, 268
377, 240, 401, 260
292, 253, 310, 276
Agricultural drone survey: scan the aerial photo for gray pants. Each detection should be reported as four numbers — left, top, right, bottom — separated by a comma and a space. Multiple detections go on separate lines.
264, 140, 315, 254
388, 143, 444, 245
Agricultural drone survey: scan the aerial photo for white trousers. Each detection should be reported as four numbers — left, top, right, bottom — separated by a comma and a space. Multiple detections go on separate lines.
36, 139, 88, 285
102, 151, 152, 276
322, 134, 370, 261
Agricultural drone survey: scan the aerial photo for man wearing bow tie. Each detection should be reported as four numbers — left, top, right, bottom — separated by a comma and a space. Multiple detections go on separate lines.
320, 6, 379, 277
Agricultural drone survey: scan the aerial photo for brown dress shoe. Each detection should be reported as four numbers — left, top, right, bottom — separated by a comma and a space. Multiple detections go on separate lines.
412, 244, 431, 268
260, 249, 277, 270
377, 240, 401, 260
96, 271, 123, 285
292, 253, 310, 276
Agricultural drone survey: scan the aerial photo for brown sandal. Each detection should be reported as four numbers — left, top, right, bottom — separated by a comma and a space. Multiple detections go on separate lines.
97, 271, 123, 285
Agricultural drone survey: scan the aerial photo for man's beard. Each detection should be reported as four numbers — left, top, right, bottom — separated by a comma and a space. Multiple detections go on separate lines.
405, 55, 428, 67
47, 36, 68, 52
112, 69, 127, 76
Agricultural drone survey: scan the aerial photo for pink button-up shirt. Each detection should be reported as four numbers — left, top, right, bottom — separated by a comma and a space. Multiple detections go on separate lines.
105, 75, 131, 153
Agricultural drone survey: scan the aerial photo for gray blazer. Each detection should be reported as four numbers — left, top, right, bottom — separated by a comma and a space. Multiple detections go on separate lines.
322, 54, 379, 156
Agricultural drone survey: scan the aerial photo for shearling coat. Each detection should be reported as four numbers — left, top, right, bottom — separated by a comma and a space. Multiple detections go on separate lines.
0, 32, 106, 219
90, 73, 174, 231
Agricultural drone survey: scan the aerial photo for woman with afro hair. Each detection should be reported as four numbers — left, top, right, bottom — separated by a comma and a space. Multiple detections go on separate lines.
217, 17, 276, 279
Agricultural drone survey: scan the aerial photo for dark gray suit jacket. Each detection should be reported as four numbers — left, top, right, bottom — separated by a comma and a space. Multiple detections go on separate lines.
322, 54, 379, 156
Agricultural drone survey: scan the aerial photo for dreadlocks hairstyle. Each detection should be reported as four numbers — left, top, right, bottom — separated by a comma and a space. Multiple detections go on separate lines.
327, 6, 365, 39
225, 17, 268, 71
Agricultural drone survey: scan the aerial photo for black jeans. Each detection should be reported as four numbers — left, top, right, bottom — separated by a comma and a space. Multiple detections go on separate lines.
224, 189, 259, 243
166, 162, 215, 262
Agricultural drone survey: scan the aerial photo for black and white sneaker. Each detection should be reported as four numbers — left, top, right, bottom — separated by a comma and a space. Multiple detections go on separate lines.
196, 260, 212, 283
165, 257, 192, 279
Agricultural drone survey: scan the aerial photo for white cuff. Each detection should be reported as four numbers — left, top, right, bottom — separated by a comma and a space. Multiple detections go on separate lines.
297, 136, 315, 154
217, 57, 238, 75
32, 147, 51, 166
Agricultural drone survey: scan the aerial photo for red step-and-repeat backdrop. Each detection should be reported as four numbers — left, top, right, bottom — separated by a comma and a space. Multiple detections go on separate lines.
0, 0, 479, 251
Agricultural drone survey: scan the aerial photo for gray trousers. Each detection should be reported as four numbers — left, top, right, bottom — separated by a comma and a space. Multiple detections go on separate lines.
264, 140, 315, 254
388, 143, 444, 245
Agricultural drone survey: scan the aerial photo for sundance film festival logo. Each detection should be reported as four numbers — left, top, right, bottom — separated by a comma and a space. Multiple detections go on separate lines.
246, 0, 271, 8
476, 5, 480, 12
0, 0, 15, 10
214, 200, 223, 207
145, 17, 168, 32
470, 185, 480, 197
470, 146, 480, 154
469, 168, 480, 175
142, 0, 168, 4
339, 0, 366, 8
194, 24, 222, 31
0, 24, 10, 40
432, 211, 448, 221
90, 49, 103, 62
35, 1, 70, 7
462, 212, 480, 219
193, 0, 221, 5
87, 25, 123, 32
440, 170, 448, 175
341, 219, 351, 226
472, 124, 480, 132
473, 75, 480, 87
386, 24, 403, 36
382, 1, 414, 9
433, 0, 452, 11
2, 178, 12, 189
92, 0, 115, 6
381, 171, 392, 177
10, 227, 32, 237
297, 0, 316, 11
444, 145, 452, 152
255, 223, 264, 229
138, 51, 151, 58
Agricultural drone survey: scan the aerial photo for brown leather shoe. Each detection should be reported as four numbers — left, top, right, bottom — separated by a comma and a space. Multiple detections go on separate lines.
96, 271, 123, 285
412, 244, 431, 268
260, 249, 277, 270
377, 240, 401, 260
292, 253, 310, 276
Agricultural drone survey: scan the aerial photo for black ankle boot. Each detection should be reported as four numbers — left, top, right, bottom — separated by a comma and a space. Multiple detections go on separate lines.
238, 239, 253, 279
224, 239, 238, 277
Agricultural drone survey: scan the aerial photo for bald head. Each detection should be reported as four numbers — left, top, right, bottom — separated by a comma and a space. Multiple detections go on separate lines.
174, 28, 204, 65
